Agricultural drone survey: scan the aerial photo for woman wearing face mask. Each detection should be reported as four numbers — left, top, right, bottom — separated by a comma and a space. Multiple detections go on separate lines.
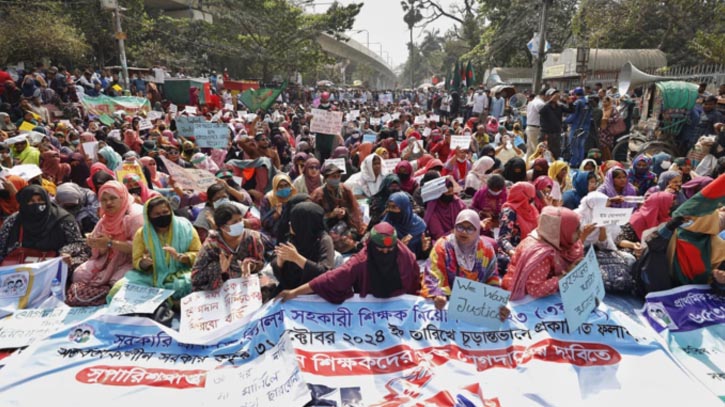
395, 160, 418, 195
562, 171, 597, 210
272, 202, 335, 294
442, 147, 471, 186
0, 175, 27, 223
68, 182, 144, 306
464, 156, 495, 196
471, 174, 507, 231
383, 191, 430, 259
424, 176, 467, 241
40, 150, 70, 185
122, 174, 159, 205
55, 183, 100, 235
628, 154, 657, 195
260, 174, 298, 238
0, 185, 87, 269
616, 191, 675, 258
367, 174, 402, 231
191, 203, 265, 293
502, 157, 528, 184
194, 183, 259, 242
109, 196, 202, 307
496, 182, 539, 273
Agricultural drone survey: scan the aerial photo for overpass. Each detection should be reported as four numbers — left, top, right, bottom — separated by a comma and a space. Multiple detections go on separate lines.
316, 33, 397, 89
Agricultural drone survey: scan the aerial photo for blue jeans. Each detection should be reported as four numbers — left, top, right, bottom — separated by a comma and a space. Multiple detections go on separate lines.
569, 127, 586, 168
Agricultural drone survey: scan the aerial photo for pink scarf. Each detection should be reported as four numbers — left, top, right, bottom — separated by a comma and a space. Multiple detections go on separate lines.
96, 181, 132, 240
502, 182, 539, 239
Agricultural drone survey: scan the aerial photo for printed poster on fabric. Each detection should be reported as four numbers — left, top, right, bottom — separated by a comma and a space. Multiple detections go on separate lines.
642, 285, 725, 401
107, 284, 174, 316
79, 94, 151, 117
159, 156, 216, 193
192, 122, 230, 149
0, 258, 67, 316
0, 294, 722, 406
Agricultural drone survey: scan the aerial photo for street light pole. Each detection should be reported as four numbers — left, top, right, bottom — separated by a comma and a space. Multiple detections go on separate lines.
532, 0, 552, 93
354, 29, 370, 49
113, 5, 129, 90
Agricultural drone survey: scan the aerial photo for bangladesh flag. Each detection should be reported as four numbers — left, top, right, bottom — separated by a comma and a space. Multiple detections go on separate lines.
466, 61, 475, 86
239, 81, 287, 112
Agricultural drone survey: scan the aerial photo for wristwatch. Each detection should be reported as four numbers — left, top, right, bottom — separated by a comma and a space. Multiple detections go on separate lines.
107, 239, 113, 248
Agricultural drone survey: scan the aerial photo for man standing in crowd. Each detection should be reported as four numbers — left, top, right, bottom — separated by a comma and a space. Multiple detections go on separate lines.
525, 87, 547, 159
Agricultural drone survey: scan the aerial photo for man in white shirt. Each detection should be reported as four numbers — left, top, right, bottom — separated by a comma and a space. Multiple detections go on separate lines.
525, 88, 548, 159
472, 88, 488, 121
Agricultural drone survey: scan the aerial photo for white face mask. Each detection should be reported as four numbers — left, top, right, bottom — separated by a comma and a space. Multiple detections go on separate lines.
489, 189, 502, 196
227, 221, 245, 237
660, 160, 671, 170
505, 142, 513, 150
213, 198, 230, 209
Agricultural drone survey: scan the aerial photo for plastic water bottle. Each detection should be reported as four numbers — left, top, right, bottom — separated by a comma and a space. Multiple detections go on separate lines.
50, 278, 63, 300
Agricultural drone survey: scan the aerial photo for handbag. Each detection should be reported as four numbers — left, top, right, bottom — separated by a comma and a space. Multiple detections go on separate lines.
1, 228, 57, 266
66, 281, 110, 306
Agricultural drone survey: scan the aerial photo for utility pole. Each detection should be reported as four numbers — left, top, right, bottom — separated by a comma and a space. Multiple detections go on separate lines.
532, 0, 552, 93
113, 4, 129, 90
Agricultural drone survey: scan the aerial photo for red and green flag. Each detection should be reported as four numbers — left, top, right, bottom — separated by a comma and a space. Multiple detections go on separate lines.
466, 61, 475, 86
239, 81, 287, 112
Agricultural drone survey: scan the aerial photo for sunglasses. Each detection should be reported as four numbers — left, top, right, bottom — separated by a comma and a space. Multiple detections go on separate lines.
167, 150, 179, 155
455, 224, 477, 234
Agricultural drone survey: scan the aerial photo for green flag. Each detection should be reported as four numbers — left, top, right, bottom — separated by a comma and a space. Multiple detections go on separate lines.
466, 61, 475, 86
452, 61, 461, 91
239, 81, 287, 112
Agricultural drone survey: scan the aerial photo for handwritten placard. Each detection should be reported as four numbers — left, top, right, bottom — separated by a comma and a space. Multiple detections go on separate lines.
414, 115, 427, 125
362, 133, 377, 144
310, 109, 343, 135
146, 111, 163, 121
558, 246, 605, 332
448, 278, 510, 329
168, 103, 178, 114
350, 109, 360, 119
323, 158, 347, 174
421, 176, 448, 203
107, 283, 174, 315
430, 114, 440, 122
450, 135, 472, 151
193, 122, 230, 149
8, 164, 42, 182
0, 306, 103, 349
160, 156, 216, 193
592, 206, 634, 226
383, 158, 401, 173
138, 118, 153, 131
184, 105, 197, 115
179, 276, 262, 336
205, 334, 309, 406
176, 116, 204, 137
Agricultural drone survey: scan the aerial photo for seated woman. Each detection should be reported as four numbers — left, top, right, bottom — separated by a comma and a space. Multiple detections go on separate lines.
616, 191, 675, 257
367, 174, 401, 230
597, 167, 639, 209
548, 160, 572, 192
87, 162, 116, 193
68, 182, 144, 306
123, 173, 160, 205
287, 151, 309, 181
422, 210, 504, 312
532, 175, 554, 212
502, 157, 527, 184
471, 174, 507, 233
0, 185, 87, 271
562, 170, 596, 210
356, 153, 388, 198
645, 170, 685, 205
292, 157, 322, 195
503, 206, 594, 299
140, 156, 170, 189
194, 183, 260, 242
272, 202, 335, 294
275, 194, 311, 244
496, 182, 539, 273
395, 160, 418, 195
55, 183, 100, 235
424, 176, 467, 241
277, 222, 420, 304
575, 192, 637, 294
109, 196, 201, 304
464, 156, 495, 196
98, 145, 122, 172
260, 173, 298, 238
310, 163, 365, 254
191, 203, 265, 292
442, 147, 471, 186
0, 175, 27, 224
383, 191, 430, 259
628, 154, 657, 195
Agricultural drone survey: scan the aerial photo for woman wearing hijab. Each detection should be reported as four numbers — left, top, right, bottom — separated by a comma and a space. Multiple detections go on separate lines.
471, 174, 507, 229
40, 150, 70, 185
193, 183, 258, 241
55, 183, 100, 235
139, 156, 169, 188
548, 160, 572, 192
331, 146, 355, 181
422, 209, 503, 311
123, 129, 142, 154
562, 171, 596, 210
274, 194, 310, 244
0, 176, 27, 223
190, 152, 219, 174
528, 157, 550, 182
616, 191, 675, 257
645, 170, 685, 204
123, 173, 160, 205
424, 177, 467, 241
191, 203, 265, 292
574, 191, 636, 293
682, 176, 713, 199
672, 157, 697, 183
98, 146, 122, 172
395, 160, 418, 195
497, 182, 539, 272
0, 185, 86, 268
380, 138, 400, 159
503, 207, 591, 299
292, 157, 322, 195
367, 174, 401, 230
382, 191, 428, 259
579, 158, 603, 184
414, 157, 444, 178
67, 182, 144, 306
526, 142, 549, 168
532, 175, 554, 212
357, 153, 388, 198
464, 156, 495, 195
502, 157, 527, 184
651, 152, 673, 178
277, 222, 420, 304
86, 162, 116, 193
272, 202, 335, 294
628, 154, 657, 195
109, 196, 202, 306
68, 153, 91, 189
260, 173, 298, 238
288, 151, 309, 181
597, 167, 639, 209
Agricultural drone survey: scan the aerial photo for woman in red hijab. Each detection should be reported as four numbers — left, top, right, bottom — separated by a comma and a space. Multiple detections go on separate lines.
496, 182, 540, 273
615, 191, 675, 257
123, 129, 142, 154
503, 206, 593, 300
40, 150, 71, 184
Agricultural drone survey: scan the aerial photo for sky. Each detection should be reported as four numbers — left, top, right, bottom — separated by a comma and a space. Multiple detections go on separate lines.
311, 0, 456, 69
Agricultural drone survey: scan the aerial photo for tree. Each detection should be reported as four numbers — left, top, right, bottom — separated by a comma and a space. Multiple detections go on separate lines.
401, 0, 424, 88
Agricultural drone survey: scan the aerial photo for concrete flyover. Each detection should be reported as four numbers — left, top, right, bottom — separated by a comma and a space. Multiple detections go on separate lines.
316, 33, 397, 89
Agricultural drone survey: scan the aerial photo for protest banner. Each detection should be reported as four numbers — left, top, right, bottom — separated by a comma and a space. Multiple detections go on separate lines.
323, 158, 347, 174
558, 246, 605, 332
0, 258, 67, 315
1, 294, 721, 406
107, 284, 174, 316
8, 164, 42, 182
193, 122, 230, 149
421, 176, 448, 203
179, 276, 262, 336
205, 334, 309, 406
146, 111, 163, 121
176, 116, 205, 137
159, 156, 216, 193
362, 133, 377, 144
0, 306, 103, 349
642, 285, 725, 401
138, 118, 153, 131
82, 141, 99, 161
382, 158, 401, 174
79, 94, 151, 117
450, 135, 472, 151
310, 109, 343, 135
448, 278, 510, 329
592, 207, 634, 226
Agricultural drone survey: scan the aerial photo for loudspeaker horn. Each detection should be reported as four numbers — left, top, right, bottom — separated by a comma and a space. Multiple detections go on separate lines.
619, 61, 674, 96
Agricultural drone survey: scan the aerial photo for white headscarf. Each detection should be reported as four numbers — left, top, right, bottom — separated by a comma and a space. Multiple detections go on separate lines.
574, 191, 619, 250
358, 153, 388, 197
464, 156, 495, 191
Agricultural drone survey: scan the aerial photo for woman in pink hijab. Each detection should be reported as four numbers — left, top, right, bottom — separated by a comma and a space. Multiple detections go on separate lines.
503, 206, 594, 300
139, 156, 169, 189
123, 129, 142, 154
67, 181, 144, 306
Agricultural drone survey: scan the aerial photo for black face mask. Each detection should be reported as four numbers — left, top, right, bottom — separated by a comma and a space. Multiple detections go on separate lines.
26, 203, 46, 216
386, 211, 403, 224
0, 190, 10, 199
150, 214, 172, 228
398, 173, 411, 182
128, 187, 142, 196
439, 194, 454, 203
